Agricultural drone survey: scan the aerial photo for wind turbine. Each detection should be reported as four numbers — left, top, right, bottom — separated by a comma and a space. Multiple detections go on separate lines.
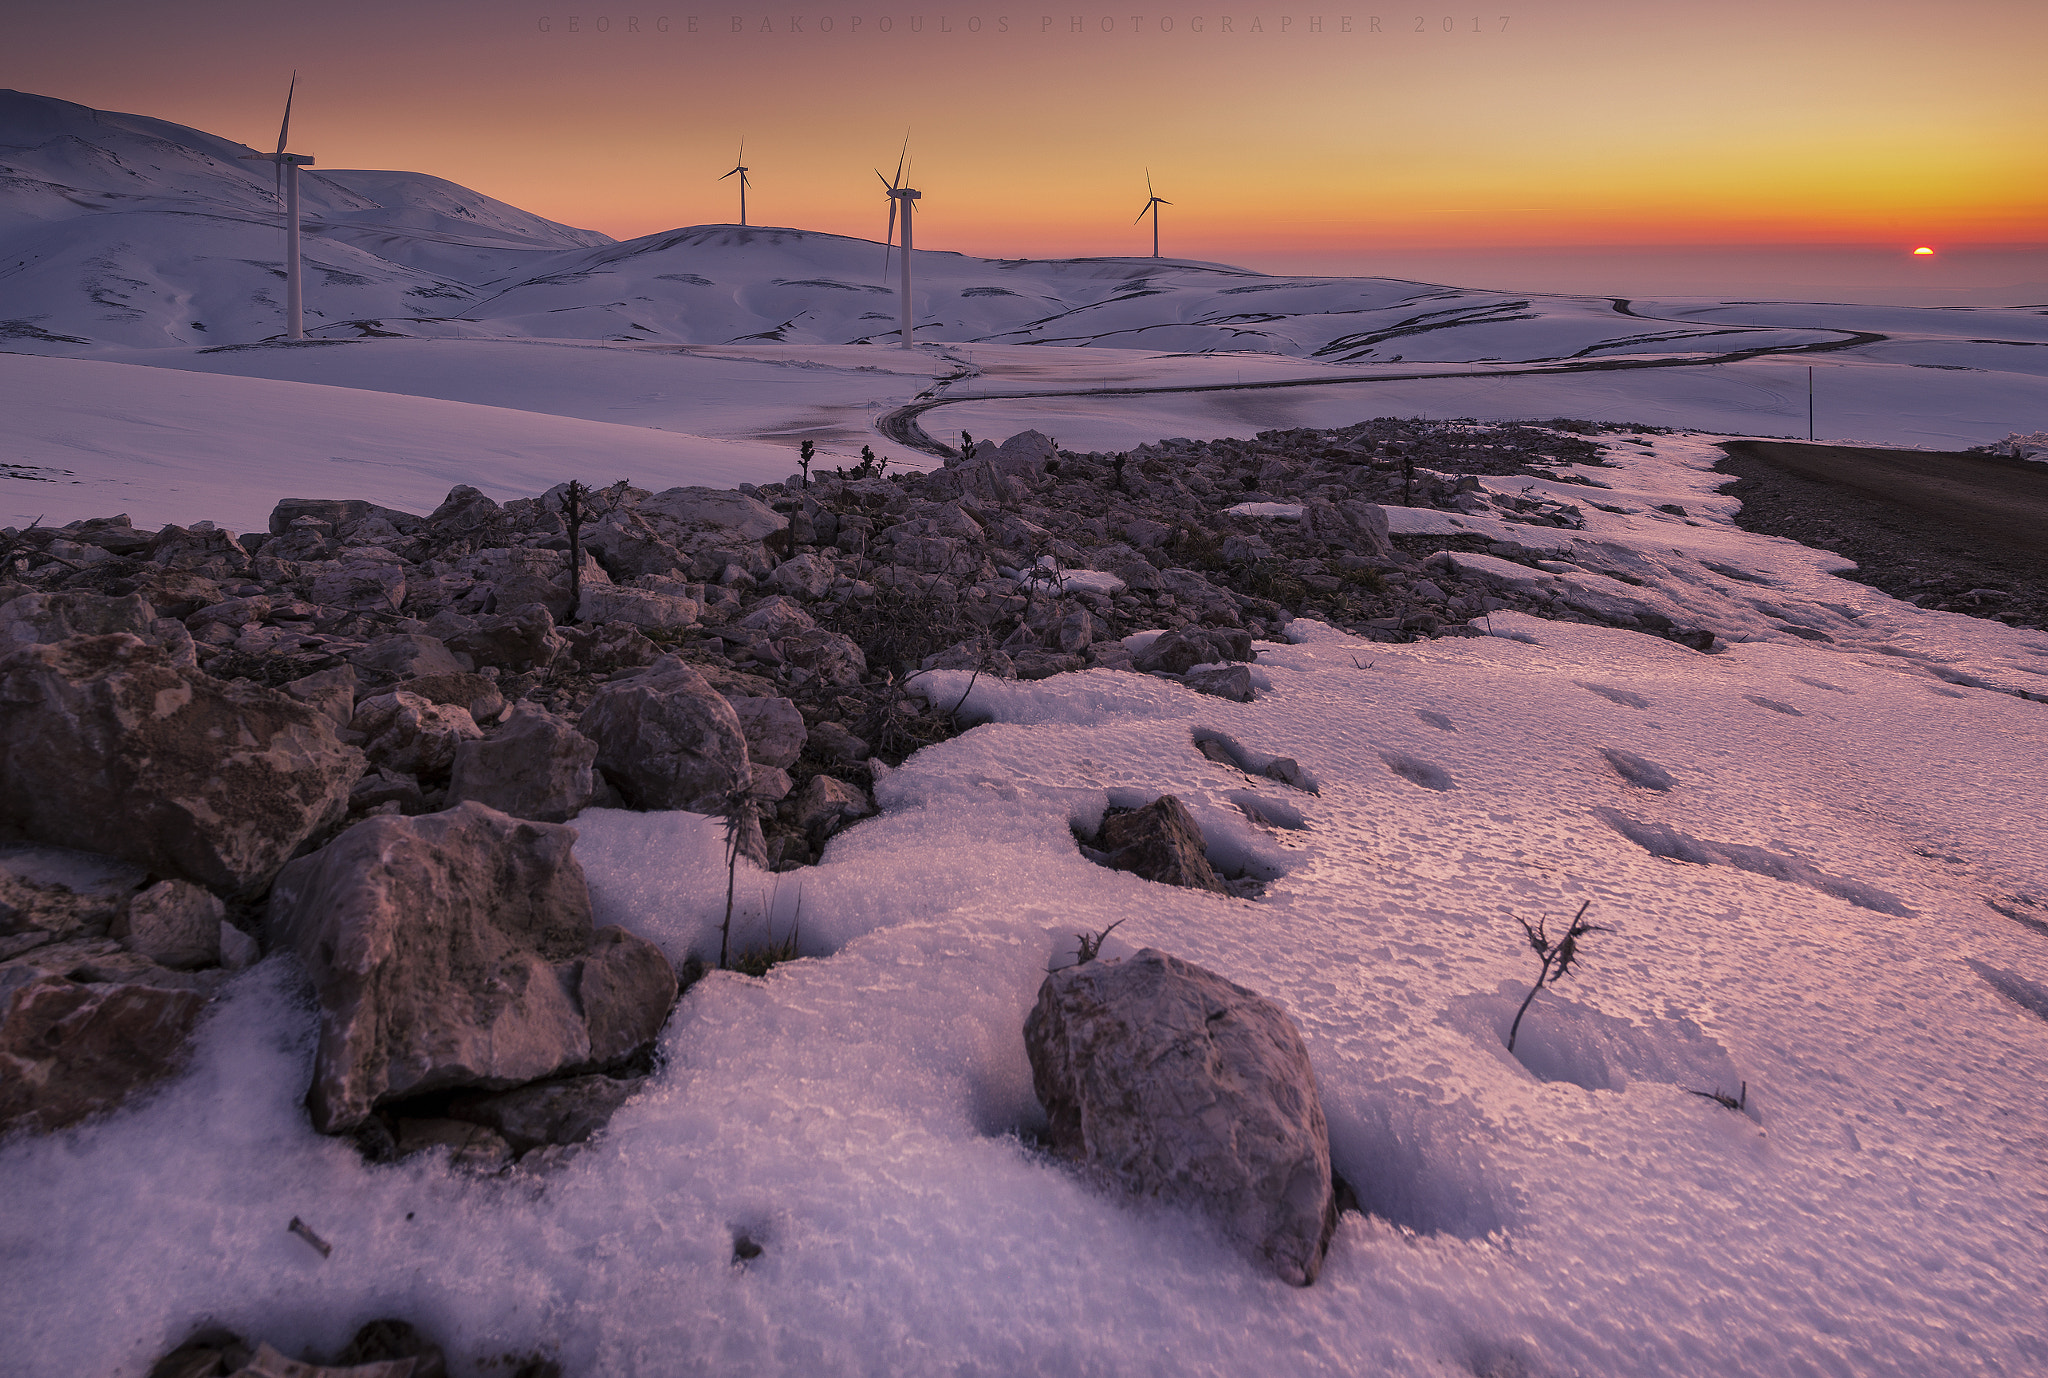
239, 73, 316, 340
1136, 170, 1170, 259
877, 138, 920, 350
720, 140, 751, 226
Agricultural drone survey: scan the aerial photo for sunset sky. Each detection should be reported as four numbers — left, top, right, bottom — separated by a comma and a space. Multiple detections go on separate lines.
8, 0, 2045, 297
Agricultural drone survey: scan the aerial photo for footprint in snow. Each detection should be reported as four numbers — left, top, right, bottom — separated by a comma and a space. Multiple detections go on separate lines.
1792, 675, 1851, 694
1380, 752, 1454, 791
1743, 695, 1804, 716
1416, 710, 1457, 731
1575, 681, 1649, 709
1599, 747, 1676, 791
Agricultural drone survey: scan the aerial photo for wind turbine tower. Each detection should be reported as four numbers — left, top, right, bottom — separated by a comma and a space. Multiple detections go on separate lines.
1136, 170, 1171, 259
879, 142, 921, 350
720, 141, 751, 226
239, 74, 315, 340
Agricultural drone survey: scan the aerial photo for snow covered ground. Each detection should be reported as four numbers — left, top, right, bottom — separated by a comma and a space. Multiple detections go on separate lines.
5, 426, 2048, 1376
5, 87, 2048, 1378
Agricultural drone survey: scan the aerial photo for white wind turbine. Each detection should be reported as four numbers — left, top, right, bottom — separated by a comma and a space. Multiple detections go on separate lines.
877, 138, 920, 350
239, 73, 316, 340
1136, 169, 1171, 258
720, 140, 751, 226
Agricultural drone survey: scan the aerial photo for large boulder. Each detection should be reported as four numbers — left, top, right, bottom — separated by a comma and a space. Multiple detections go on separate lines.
0, 635, 362, 898
425, 604, 562, 672
1024, 949, 1337, 1285
447, 702, 598, 823
266, 802, 677, 1133
311, 549, 408, 613
577, 657, 753, 812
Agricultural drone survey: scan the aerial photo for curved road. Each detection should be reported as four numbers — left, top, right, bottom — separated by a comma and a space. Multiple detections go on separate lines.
876, 331, 1888, 459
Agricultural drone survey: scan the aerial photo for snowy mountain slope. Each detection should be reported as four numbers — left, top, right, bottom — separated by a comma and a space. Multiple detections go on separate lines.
0, 90, 611, 347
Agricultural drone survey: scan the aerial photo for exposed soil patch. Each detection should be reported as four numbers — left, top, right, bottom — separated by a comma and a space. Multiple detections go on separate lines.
1714, 440, 2048, 630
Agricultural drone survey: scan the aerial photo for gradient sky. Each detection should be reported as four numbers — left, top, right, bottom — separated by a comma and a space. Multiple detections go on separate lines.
8, 0, 2045, 296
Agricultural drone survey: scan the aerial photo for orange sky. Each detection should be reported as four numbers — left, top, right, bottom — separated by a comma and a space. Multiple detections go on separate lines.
8, 0, 2045, 269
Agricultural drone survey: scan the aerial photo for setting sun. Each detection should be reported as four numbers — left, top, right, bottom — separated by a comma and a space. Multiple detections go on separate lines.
1913, 246, 1937, 255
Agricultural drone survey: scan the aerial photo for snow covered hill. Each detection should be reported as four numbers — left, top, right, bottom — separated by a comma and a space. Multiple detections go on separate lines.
0, 89, 611, 350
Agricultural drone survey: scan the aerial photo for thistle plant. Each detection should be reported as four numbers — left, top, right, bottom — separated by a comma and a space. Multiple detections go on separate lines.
798, 439, 815, 488
562, 480, 589, 622
1506, 900, 1606, 1052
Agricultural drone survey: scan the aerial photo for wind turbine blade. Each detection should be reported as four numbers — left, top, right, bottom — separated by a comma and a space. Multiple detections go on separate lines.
1159, 198, 1173, 206
276, 72, 295, 156
883, 199, 897, 276
892, 134, 909, 189
875, 168, 893, 191
1146, 168, 1154, 198
1135, 205, 1151, 224
720, 167, 737, 180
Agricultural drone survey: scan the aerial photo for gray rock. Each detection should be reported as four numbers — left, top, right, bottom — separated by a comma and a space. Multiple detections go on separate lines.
575, 585, 699, 631
0, 971, 211, 1135
775, 628, 867, 687
113, 879, 225, 970
312, 550, 407, 613
765, 552, 836, 600
281, 665, 359, 730
448, 702, 598, 823
792, 775, 874, 845
350, 769, 427, 815
0, 635, 362, 898
0, 590, 158, 650
639, 485, 787, 543
1300, 499, 1394, 560
726, 695, 807, 769
349, 691, 483, 781
268, 497, 423, 537
736, 595, 816, 638
578, 657, 753, 812
350, 633, 467, 681
218, 921, 260, 971
1096, 796, 1227, 894
446, 1072, 643, 1151
806, 721, 871, 765
991, 429, 1059, 476
399, 670, 505, 724
265, 801, 676, 1132
426, 604, 562, 672
1185, 665, 1255, 702
1023, 949, 1336, 1285
458, 548, 607, 620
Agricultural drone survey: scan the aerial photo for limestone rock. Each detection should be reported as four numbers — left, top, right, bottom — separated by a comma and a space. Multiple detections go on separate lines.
458, 548, 607, 620
400, 670, 504, 724
448, 702, 597, 823
1135, 627, 1253, 675
349, 691, 483, 781
425, 604, 562, 672
726, 694, 807, 769
639, 485, 787, 543
112, 879, 225, 970
280, 665, 359, 730
775, 628, 867, 687
1300, 499, 1394, 560
1096, 796, 1227, 894
575, 584, 699, 631
0, 971, 211, 1134
0, 589, 158, 649
0, 634, 362, 898
577, 657, 753, 812
265, 801, 676, 1132
765, 552, 836, 600
1023, 948, 1336, 1285
312, 550, 407, 613
268, 497, 423, 538
349, 633, 466, 681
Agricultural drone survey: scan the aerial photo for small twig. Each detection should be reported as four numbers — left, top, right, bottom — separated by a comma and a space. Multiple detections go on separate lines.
1506, 900, 1603, 1053
287, 1216, 332, 1258
1686, 1081, 1747, 1112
